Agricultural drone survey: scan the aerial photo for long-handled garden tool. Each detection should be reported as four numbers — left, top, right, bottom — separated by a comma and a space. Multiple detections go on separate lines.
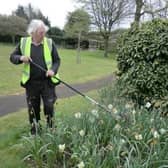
30, 60, 115, 115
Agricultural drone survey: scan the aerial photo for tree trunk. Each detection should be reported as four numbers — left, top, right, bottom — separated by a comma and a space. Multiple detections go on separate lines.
12, 35, 15, 45
76, 31, 81, 64
104, 36, 109, 57
134, 0, 144, 24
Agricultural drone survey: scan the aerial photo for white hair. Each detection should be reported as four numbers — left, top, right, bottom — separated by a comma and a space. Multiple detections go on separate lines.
27, 19, 49, 35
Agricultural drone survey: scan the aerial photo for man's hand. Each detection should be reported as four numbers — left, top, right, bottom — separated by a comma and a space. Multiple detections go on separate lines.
20, 56, 32, 63
46, 70, 55, 77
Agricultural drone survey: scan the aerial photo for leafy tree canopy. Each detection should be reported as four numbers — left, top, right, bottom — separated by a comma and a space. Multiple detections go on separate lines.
13, 3, 51, 27
64, 9, 90, 38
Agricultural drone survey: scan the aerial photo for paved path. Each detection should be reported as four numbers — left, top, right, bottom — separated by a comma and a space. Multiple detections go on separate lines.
0, 74, 115, 117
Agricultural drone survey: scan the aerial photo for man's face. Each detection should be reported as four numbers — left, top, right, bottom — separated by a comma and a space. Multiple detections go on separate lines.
33, 26, 46, 43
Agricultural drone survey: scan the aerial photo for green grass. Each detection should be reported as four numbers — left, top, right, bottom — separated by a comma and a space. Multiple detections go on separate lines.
0, 111, 28, 168
0, 90, 99, 168
0, 44, 116, 95
58, 49, 116, 83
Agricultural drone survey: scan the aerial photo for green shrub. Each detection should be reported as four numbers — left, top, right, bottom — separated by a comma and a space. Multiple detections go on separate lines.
117, 19, 168, 109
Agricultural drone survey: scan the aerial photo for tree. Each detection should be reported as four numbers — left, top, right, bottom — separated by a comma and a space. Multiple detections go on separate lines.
134, 0, 144, 24
64, 9, 90, 63
77, 0, 130, 57
13, 3, 51, 27
48, 27, 64, 37
0, 15, 27, 43
47, 26, 65, 46
13, 5, 28, 21
131, 0, 168, 26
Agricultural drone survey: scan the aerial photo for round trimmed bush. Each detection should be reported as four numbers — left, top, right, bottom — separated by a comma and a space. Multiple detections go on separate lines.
117, 19, 168, 109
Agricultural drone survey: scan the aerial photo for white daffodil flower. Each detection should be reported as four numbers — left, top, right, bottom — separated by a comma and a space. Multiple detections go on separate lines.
145, 102, 151, 108
135, 134, 143, 140
77, 161, 85, 168
108, 104, 113, 109
150, 118, 154, 123
125, 103, 132, 109
99, 119, 104, 125
114, 124, 121, 131
132, 110, 136, 115
159, 128, 167, 135
112, 108, 118, 114
75, 112, 81, 119
91, 109, 99, 118
120, 139, 126, 144
153, 131, 160, 138
106, 143, 113, 151
58, 144, 65, 153
79, 130, 85, 137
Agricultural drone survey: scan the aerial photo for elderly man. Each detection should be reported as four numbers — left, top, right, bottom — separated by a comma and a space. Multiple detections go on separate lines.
10, 19, 61, 135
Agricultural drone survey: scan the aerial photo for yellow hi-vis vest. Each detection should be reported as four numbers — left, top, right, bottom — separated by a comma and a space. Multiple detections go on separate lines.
20, 37, 60, 85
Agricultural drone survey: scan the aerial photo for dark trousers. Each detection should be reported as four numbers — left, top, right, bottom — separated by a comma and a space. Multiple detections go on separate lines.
25, 80, 56, 126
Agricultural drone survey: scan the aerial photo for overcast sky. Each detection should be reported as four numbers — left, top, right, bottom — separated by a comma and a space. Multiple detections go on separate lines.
1, 0, 77, 29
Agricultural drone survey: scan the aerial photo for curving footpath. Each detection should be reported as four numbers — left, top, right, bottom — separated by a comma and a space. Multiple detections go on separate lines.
0, 74, 115, 117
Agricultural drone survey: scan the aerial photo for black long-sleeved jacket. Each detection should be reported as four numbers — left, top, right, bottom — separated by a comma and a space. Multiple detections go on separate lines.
10, 39, 61, 83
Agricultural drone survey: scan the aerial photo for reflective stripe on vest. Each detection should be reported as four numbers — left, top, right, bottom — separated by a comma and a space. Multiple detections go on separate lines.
20, 37, 60, 84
